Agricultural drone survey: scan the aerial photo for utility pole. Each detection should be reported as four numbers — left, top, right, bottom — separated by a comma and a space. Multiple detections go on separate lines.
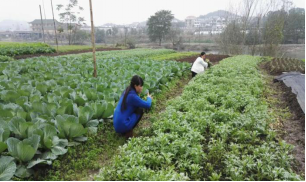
39, 5, 45, 43
51, 0, 59, 52
42, 0, 47, 19
89, 0, 97, 77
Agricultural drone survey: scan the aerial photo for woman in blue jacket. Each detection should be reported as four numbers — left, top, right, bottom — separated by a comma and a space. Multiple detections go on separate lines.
113, 75, 153, 138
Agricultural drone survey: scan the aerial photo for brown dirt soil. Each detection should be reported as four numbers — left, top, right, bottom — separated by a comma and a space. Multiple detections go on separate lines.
175, 54, 230, 65
262, 58, 305, 75
14, 47, 125, 59
279, 83, 305, 175
261, 62, 305, 177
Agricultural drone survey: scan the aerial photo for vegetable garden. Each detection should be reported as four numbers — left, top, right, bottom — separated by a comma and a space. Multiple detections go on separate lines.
0, 42, 56, 57
95, 56, 302, 181
0, 47, 304, 181
0, 48, 189, 180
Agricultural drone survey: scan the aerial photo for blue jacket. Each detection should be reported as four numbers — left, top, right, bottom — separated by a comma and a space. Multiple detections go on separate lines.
113, 89, 152, 133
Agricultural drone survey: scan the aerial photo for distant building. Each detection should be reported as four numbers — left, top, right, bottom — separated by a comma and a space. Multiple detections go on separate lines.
185, 13, 233, 34
185, 16, 197, 28
29, 19, 80, 34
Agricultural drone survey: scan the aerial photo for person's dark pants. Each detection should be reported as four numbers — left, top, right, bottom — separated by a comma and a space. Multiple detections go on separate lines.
192, 71, 197, 78
132, 108, 144, 129
123, 108, 144, 138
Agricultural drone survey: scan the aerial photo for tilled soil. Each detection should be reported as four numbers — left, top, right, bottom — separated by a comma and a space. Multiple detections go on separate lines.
261, 62, 305, 177
14, 47, 124, 59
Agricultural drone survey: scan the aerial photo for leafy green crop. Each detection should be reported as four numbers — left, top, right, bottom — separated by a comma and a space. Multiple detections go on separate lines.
148, 52, 198, 61
95, 55, 301, 181
0, 55, 15, 62
0, 42, 56, 57
0, 49, 188, 179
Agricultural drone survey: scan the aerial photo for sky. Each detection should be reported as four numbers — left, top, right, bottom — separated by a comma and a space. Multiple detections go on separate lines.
0, 0, 305, 26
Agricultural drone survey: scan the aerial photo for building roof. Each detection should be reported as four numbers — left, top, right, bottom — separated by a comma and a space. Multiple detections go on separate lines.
186, 16, 196, 20
29, 19, 60, 24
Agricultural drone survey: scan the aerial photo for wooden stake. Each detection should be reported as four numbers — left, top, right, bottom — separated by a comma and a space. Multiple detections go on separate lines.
89, 0, 97, 77
39, 5, 46, 43
51, 0, 59, 52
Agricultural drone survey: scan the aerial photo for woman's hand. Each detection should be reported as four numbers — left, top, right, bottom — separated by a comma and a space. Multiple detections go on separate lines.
147, 92, 153, 99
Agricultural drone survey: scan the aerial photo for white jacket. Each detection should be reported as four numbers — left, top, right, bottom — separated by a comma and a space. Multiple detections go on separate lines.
191, 57, 208, 74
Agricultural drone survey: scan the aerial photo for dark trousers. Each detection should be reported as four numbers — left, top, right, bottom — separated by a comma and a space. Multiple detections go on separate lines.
192, 71, 197, 78
133, 108, 144, 129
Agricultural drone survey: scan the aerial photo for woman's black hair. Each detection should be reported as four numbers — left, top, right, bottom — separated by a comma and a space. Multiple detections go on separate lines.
200, 52, 206, 57
121, 75, 144, 111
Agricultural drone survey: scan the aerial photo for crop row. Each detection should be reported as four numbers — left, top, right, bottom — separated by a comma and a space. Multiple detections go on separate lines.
95, 55, 301, 181
148, 52, 198, 61
0, 49, 189, 180
0, 42, 56, 57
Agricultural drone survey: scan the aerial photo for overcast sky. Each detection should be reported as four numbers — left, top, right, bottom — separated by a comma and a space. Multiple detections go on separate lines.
0, 0, 305, 25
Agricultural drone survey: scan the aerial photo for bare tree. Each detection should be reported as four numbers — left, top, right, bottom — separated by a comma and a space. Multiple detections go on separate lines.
56, 0, 86, 45
218, 0, 292, 56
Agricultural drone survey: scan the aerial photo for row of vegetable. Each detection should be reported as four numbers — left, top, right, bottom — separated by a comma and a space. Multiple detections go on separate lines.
148, 52, 198, 61
0, 49, 190, 180
95, 55, 301, 181
0, 42, 56, 57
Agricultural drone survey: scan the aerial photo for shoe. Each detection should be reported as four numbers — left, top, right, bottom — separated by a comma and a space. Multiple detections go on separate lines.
124, 130, 134, 139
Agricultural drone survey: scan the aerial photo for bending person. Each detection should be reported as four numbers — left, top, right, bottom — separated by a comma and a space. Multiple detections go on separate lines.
113, 75, 153, 138
191, 52, 209, 77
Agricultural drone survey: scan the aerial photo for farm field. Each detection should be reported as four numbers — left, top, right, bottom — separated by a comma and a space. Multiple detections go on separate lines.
0, 48, 189, 180
0, 42, 56, 57
95, 55, 303, 181
0, 47, 304, 181
53, 45, 124, 53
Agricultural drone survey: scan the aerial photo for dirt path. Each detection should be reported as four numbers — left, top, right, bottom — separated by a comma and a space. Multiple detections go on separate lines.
14, 47, 125, 59
260, 65, 305, 177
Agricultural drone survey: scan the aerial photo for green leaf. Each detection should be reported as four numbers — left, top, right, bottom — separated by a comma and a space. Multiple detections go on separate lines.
78, 106, 94, 125
17, 141, 36, 162
41, 151, 57, 160
1, 90, 20, 102
8, 117, 31, 138
36, 83, 48, 95
27, 159, 51, 168
102, 102, 114, 118
86, 119, 99, 127
0, 156, 17, 181
56, 115, 87, 139
91, 102, 103, 119
0, 128, 10, 142
74, 136, 87, 142
15, 165, 32, 178
7, 137, 20, 158
23, 134, 40, 151
0, 142, 7, 153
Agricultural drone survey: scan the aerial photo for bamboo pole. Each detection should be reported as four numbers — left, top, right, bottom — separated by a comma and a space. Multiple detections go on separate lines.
39, 5, 46, 43
50, 0, 59, 52
89, 0, 97, 77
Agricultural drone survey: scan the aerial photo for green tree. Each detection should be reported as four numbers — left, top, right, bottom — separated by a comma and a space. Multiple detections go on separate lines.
217, 21, 244, 54
263, 10, 287, 56
74, 30, 89, 44
112, 27, 118, 36
283, 8, 305, 44
147, 10, 174, 46
95, 29, 106, 43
